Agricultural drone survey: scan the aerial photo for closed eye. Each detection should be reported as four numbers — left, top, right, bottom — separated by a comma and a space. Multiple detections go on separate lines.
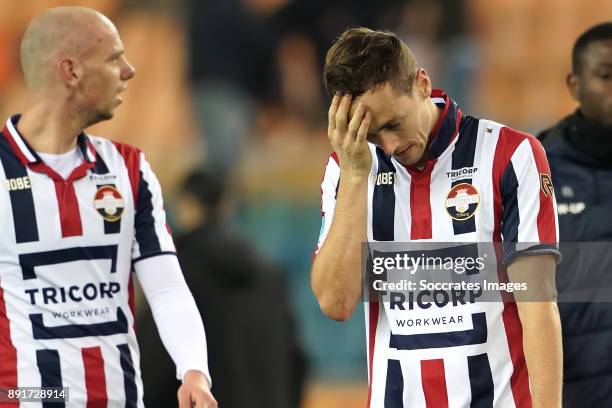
107, 51, 124, 62
382, 123, 400, 131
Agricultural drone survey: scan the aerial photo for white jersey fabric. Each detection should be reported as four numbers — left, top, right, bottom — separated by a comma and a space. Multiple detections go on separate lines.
37, 148, 82, 180
315, 90, 560, 408
0, 114, 206, 407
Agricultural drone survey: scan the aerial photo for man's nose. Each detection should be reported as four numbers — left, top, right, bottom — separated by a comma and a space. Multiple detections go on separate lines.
380, 137, 399, 156
122, 59, 136, 80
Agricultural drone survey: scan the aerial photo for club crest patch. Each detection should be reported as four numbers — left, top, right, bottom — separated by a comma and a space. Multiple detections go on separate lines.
540, 173, 553, 197
445, 183, 480, 221
94, 186, 124, 222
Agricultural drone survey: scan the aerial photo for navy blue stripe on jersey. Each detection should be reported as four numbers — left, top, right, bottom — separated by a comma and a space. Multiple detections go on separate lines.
384, 359, 404, 408
30, 307, 128, 339
36, 349, 65, 408
118, 344, 138, 408
429, 99, 459, 158
373, 147, 396, 241
76, 134, 89, 161
468, 353, 494, 408
450, 116, 479, 235
500, 162, 520, 264
389, 312, 487, 350
132, 250, 177, 264
0, 131, 39, 243
19, 245, 118, 280
91, 153, 110, 174
134, 170, 161, 255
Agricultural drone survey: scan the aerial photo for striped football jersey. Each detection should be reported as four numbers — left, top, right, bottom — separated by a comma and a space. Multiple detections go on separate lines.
315, 90, 560, 408
0, 115, 175, 407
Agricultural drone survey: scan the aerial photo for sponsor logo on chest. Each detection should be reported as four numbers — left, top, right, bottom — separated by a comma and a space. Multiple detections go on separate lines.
374, 171, 395, 185
90, 173, 117, 183
4, 176, 31, 191
446, 166, 478, 183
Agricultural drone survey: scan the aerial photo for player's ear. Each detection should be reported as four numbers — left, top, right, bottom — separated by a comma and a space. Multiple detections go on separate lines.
58, 57, 81, 88
566, 72, 580, 102
414, 68, 432, 99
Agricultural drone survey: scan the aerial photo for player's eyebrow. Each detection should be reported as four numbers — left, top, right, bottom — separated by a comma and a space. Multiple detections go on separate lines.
371, 114, 404, 133
107, 50, 124, 60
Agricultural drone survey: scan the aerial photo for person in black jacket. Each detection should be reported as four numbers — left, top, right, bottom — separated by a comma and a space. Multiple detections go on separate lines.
138, 170, 307, 408
538, 21, 612, 407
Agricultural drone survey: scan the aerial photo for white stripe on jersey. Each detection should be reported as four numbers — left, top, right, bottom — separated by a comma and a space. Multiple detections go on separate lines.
512, 139, 544, 244
5, 117, 36, 162
400, 358, 427, 407
426, 138, 458, 241
315, 154, 340, 255
444, 355, 471, 408
132, 153, 175, 260
473, 120, 503, 242
367, 302, 389, 408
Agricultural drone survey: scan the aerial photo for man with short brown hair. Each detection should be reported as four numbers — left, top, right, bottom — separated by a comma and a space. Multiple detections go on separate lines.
312, 27, 563, 407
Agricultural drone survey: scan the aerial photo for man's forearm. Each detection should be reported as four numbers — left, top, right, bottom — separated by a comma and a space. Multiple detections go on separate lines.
311, 175, 368, 321
517, 301, 563, 407
135, 255, 211, 383
509, 254, 562, 407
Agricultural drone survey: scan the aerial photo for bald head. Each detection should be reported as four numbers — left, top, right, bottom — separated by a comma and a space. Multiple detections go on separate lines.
20, 7, 117, 93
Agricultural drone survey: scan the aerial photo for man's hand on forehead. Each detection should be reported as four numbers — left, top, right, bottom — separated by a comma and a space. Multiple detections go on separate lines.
348, 97, 367, 120
327, 93, 372, 177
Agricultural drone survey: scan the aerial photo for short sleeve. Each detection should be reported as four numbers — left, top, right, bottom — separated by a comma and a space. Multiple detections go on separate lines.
499, 130, 560, 266
313, 152, 340, 258
131, 153, 176, 263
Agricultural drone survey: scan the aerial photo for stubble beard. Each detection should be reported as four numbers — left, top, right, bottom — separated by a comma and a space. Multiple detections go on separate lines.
82, 106, 115, 129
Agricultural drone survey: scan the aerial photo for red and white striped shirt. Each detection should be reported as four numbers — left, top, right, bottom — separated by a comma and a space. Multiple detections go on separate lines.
315, 90, 559, 407
0, 115, 176, 407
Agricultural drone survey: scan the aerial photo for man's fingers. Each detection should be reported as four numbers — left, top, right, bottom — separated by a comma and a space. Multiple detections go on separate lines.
356, 111, 372, 145
193, 392, 217, 408
194, 395, 205, 408
347, 103, 365, 136
334, 93, 352, 130
205, 396, 218, 408
177, 389, 191, 408
328, 93, 341, 135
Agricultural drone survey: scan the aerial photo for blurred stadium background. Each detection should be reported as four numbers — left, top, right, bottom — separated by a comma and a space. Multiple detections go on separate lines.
1, 0, 611, 406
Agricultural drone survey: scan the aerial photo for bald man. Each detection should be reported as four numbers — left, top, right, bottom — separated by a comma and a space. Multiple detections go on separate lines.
0, 7, 216, 408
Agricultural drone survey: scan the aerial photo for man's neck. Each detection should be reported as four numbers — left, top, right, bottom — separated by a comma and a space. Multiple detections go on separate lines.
413, 99, 444, 168
16, 101, 85, 154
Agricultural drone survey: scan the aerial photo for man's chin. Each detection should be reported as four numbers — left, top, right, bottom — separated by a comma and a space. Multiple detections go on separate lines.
85, 111, 114, 128
394, 152, 420, 166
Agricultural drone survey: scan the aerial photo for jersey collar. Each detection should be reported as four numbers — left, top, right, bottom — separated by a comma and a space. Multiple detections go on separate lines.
2, 115, 97, 181
427, 89, 463, 159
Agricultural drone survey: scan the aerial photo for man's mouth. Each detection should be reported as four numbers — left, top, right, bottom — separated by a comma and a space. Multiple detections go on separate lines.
395, 145, 413, 156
